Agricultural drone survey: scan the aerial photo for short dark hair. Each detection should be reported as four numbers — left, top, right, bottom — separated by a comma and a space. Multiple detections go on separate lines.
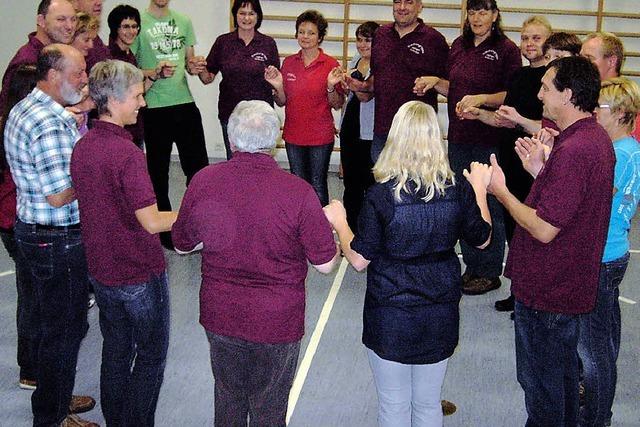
36, 45, 67, 81
0, 65, 38, 178
543, 32, 582, 56
295, 10, 328, 43
231, 0, 263, 30
462, 0, 506, 45
37, 0, 53, 16
548, 56, 601, 113
107, 5, 141, 40
356, 21, 379, 40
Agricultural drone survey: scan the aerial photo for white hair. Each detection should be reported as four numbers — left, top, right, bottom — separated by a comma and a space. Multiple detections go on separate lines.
227, 100, 280, 153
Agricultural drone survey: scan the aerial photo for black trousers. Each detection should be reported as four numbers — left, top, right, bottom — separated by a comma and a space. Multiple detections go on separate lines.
341, 138, 374, 231
143, 102, 209, 212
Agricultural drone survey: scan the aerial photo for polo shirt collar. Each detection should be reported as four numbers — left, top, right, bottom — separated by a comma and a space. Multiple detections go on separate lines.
92, 120, 133, 140
232, 29, 264, 46
231, 151, 278, 168
31, 87, 77, 129
294, 48, 327, 66
28, 32, 45, 51
555, 116, 596, 148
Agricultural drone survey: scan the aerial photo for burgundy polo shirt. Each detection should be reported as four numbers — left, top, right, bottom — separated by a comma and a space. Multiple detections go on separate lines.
371, 20, 449, 135
281, 49, 340, 146
70, 120, 165, 285
447, 35, 521, 145
0, 32, 44, 111
86, 35, 111, 72
172, 152, 337, 343
107, 39, 145, 145
505, 116, 614, 314
0, 32, 46, 229
206, 30, 280, 123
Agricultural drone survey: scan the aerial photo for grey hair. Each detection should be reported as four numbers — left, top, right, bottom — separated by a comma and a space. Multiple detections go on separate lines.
89, 60, 143, 116
227, 100, 280, 153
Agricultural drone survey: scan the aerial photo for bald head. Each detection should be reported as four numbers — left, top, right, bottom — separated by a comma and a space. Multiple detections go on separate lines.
37, 44, 88, 106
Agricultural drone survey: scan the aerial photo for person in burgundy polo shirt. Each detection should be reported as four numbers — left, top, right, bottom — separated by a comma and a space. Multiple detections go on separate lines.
70, 59, 176, 426
0, 0, 76, 109
480, 56, 614, 427
416, 0, 521, 296
106, 4, 146, 147
189, 0, 279, 160
172, 100, 339, 426
71, 0, 110, 71
367, 0, 448, 162
265, 10, 345, 207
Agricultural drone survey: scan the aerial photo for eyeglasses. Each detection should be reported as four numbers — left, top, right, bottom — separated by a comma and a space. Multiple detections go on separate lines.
597, 104, 611, 109
120, 24, 139, 30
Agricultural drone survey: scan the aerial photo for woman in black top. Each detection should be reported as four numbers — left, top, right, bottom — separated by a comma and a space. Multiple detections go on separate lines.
324, 101, 492, 426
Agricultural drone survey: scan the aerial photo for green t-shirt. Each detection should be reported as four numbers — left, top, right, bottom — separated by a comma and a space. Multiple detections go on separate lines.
132, 9, 196, 108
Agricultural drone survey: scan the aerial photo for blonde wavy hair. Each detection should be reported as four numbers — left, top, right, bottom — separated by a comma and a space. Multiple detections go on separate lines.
600, 77, 640, 132
74, 12, 99, 38
373, 101, 454, 203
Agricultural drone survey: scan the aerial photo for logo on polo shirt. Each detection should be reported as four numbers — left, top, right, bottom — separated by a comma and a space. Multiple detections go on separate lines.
407, 43, 425, 55
286, 72, 297, 82
252, 52, 268, 62
483, 49, 499, 61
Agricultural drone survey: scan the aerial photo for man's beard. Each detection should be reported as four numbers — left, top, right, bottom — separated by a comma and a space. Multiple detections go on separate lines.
60, 80, 84, 105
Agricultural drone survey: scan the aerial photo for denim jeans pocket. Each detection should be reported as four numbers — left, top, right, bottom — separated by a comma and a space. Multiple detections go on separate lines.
16, 240, 54, 280
545, 311, 571, 330
603, 253, 629, 291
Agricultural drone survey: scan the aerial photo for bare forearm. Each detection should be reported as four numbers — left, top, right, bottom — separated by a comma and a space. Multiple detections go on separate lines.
482, 91, 507, 108
328, 90, 344, 110
46, 187, 76, 208
334, 222, 369, 271
434, 78, 449, 97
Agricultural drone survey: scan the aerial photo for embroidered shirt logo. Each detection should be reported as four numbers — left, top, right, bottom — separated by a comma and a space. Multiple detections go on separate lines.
252, 52, 268, 62
407, 43, 425, 55
483, 49, 499, 61
286, 72, 297, 82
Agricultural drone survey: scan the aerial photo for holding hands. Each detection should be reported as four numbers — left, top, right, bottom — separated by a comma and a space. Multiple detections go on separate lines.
413, 76, 440, 96
494, 105, 522, 128
327, 66, 346, 92
456, 94, 486, 118
187, 56, 207, 75
323, 199, 347, 229
264, 65, 283, 88
156, 61, 177, 79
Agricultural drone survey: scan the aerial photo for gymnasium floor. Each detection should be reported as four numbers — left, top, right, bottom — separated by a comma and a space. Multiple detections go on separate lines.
0, 163, 638, 426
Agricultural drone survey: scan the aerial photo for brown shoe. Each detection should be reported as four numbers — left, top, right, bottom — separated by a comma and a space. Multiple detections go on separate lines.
462, 276, 501, 295
60, 414, 99, 427
461, 271, 476, 284
69, 395, 96, 414
441, 399, 457, 416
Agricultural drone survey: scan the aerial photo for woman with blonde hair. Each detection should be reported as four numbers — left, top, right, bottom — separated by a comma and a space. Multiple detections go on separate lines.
324, 101, 492, 427
579, 76, 640, 427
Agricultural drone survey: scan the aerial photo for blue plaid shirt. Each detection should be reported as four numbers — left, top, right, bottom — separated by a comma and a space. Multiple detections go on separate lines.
4, 87, 80, 225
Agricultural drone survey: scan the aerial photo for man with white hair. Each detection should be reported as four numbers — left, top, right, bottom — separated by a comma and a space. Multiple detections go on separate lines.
172, 100, 339, 426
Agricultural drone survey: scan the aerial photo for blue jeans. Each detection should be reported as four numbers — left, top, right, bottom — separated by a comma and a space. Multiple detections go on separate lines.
0, 229, 39, 381
367, 349, 448, 427
515, 301, 580, 427
577, 253, 629, 427
14, 220, 89, 427
448, 143, 505, 278
371, 132, 388, 164
92, 272, 170, 427
206, 332, 300, 427
285, 142, 333, 206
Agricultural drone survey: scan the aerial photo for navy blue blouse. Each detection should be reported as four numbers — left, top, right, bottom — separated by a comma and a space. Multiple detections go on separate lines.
351, 179, 491, 364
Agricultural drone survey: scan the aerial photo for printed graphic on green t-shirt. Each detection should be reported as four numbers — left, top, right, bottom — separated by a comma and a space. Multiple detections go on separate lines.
133, 10, 196, 108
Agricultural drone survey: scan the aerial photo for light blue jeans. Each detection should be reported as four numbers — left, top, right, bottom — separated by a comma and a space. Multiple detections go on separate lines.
367, 349, 448, 427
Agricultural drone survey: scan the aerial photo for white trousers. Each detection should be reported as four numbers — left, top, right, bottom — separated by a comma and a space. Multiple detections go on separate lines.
367, 349, 449, 427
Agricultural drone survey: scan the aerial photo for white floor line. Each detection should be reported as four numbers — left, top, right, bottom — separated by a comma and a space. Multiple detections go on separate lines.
0, 270, 15, 278
629, 249, 640, 254
619, 296, 637, 305
286, 258, 348, 425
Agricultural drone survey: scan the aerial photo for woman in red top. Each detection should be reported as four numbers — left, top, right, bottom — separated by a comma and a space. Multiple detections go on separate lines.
266, 10, 344, 206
